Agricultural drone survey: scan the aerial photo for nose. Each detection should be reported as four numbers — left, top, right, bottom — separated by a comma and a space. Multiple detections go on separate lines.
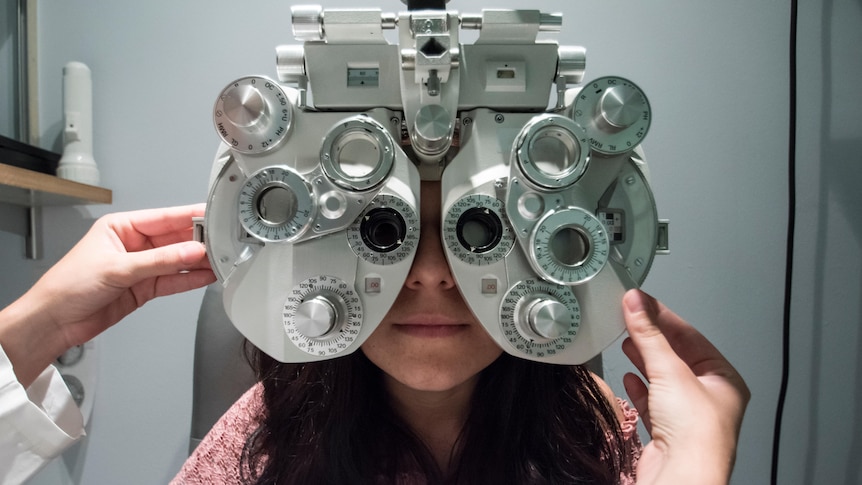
404, 181, 457, 291
404, 222, 457, 291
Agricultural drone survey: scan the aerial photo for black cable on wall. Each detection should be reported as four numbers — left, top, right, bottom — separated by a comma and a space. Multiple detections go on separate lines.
771, 0, 798, 483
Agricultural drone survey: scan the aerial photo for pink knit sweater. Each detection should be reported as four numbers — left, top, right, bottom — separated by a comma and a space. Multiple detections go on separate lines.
172, 383, 641, 484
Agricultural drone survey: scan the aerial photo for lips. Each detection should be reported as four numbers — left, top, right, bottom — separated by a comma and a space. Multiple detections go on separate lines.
393, 313, 469, 338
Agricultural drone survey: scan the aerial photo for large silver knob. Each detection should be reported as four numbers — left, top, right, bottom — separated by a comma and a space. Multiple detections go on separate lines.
411, 104, 453, 157
499, 280, 582, 361
522, 298, 570, 340
283, 276, 364, 359
213, 76, 293, 154
295, 296, 338, 338
572, 76, 651, 155
599, 84, 643, 129
222, 84, 264, 128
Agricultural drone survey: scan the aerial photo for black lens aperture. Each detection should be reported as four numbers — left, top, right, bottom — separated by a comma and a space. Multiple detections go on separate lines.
456, 207, 504, 253
360, 207, 407, 253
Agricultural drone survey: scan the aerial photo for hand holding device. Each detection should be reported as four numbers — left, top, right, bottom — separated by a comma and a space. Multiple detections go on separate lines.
621, 289, 750, 484
0, 205, 215, 387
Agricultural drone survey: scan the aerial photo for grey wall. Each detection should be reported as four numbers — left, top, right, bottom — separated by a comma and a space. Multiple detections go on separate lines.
0, 0, 857, 483
1, 0, 20, 139
779, 0, 862, 484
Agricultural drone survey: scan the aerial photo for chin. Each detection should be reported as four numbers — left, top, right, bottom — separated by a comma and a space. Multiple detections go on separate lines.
364, 344, 504, 394
361, 307, 505, 395
386, 366, 483, 393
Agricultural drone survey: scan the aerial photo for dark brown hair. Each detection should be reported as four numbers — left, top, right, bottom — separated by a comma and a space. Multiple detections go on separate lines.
241, 348, 628, 484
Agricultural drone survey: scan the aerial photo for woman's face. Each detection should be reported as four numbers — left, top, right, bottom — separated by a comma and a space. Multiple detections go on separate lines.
361, 181, 503, 393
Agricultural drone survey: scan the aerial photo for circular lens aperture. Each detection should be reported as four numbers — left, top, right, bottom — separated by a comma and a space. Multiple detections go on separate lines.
549, 226, 591, 267
361, 207, 407, 253
348, 194, 419, 266
515, 114, 590, 189
321, 116, 395, 191
443, 194, 514, 266
529, 207, 610, 285
456, 207, 504, 253
528, 126, 580, 177
238, 166, 313, 242
333, 130, 381, 178
256, 185, 298, 226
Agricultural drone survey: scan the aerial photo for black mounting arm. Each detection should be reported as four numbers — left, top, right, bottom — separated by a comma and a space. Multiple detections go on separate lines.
406, 0, 446, 11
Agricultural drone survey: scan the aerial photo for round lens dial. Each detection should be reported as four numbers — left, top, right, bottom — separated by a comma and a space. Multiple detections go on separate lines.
529, 207, 610, 285
444, 194, 514, 266
238, 166, 313, 242
348, 194, 419, 265
321, 116, 395, 191
283, 275, 363, 357
500, 279, 581, 359
572, 76, 651, 155
514, 114, 590, 189
213, 76, 292, 154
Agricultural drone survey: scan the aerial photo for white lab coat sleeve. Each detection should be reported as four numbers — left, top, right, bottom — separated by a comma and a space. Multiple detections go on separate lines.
0, 343, 84, 485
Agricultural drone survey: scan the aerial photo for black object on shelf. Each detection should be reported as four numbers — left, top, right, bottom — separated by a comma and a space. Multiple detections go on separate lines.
0, 135, 61, 175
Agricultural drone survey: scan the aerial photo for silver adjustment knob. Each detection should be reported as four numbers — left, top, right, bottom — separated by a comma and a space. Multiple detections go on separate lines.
500, 280, 582, 360
214, 76, 292, 154
558, 46, 586, 84
599, 85, 642, 129
292, 5, 323, 41
283, 276, 363, 357
539, 12, 563, 31
572, 76, 651, 155
222, 84, 265, 128
276, 45, 306, 83
412, 104, 453, 156
295, 296, 338, 338
523, 299, 570, 340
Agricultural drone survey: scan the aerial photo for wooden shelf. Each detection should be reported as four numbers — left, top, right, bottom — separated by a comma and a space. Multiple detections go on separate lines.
0, 163, 112, 206
1, 162, 112, 259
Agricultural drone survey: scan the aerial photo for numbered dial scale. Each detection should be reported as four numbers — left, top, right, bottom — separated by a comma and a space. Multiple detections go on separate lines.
443, 194, 515, 266
348, 194, 419, 265
530, 207, 610, 286
238, 166, 314, 242
213, 76, 293, 154
283, 275, 363, 356
500, 279, 581, 359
